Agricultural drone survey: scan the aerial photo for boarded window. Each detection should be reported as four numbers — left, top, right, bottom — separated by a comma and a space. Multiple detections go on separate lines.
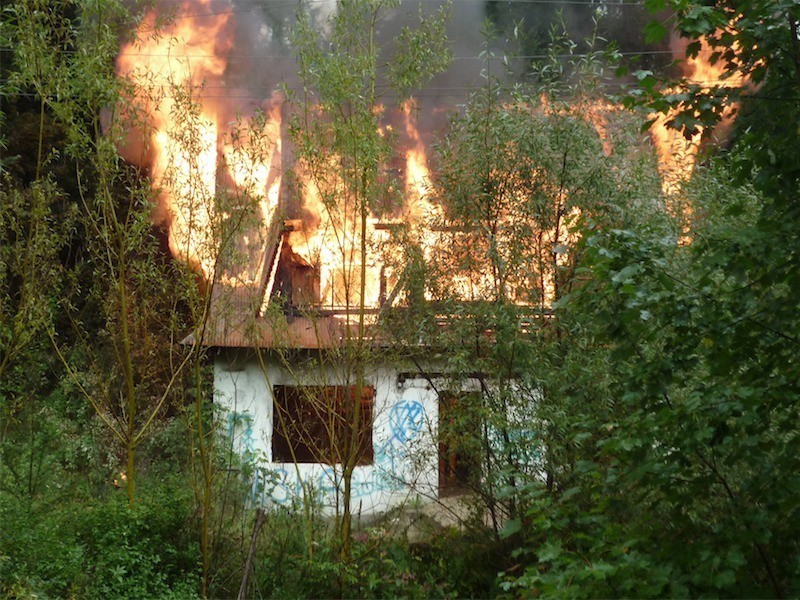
272, 385, 374, 465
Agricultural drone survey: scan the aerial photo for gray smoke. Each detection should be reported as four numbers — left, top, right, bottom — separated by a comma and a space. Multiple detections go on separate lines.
218, 0, 488, 129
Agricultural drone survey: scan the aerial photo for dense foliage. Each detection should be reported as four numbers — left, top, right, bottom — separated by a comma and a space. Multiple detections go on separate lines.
498, 1, 800, 596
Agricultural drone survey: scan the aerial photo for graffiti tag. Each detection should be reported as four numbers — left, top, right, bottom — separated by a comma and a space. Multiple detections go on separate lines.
388, 399, 425, 444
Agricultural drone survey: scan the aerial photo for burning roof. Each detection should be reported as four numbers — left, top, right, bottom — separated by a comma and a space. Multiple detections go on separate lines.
115, 1, 746, 349
114, 1, 449, 349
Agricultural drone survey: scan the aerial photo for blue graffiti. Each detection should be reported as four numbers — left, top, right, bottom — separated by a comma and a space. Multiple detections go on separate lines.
248, 467, 280, 505
271, 467, 303, 505
374, 440, 398, 474
317, 465, 339, 497
352, 473, 376, 497
244, 399, 432, 507
369, 438, 408, 493
228, 412, 256, 457
388, 399, 425, 444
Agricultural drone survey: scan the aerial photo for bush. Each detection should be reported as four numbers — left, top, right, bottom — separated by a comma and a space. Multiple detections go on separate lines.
0, 496, 86, 597
225, 504, 501, 598
76, 480, 200, 599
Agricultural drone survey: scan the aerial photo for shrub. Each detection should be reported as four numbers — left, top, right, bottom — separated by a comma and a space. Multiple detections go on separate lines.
76, 480, 200, 599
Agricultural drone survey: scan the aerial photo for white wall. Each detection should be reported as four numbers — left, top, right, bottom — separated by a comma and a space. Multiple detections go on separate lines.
214, 352, 440, 515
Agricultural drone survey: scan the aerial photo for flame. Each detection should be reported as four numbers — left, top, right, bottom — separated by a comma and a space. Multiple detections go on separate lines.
402, 100, 436, 220
117, 2, 282, 282
116, 2, 706, 318
283, 101, 444, 312
650, 30, 748, 197
222, 102, 284, 284
424, 98, 607, 307
401, 100, 443, 272
581, 99, 621, 158
287, 161, 390, 312
223, 102, 283, 212
116, 1, 233, 278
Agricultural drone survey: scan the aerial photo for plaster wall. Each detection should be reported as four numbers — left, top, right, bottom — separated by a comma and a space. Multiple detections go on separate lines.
214, 352, 440, 515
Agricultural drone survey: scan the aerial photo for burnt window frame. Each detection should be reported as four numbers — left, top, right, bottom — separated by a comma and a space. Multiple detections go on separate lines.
271, 385, 375, 466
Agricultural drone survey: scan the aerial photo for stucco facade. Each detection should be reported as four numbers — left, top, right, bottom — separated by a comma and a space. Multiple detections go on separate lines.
214, 351, 441, 515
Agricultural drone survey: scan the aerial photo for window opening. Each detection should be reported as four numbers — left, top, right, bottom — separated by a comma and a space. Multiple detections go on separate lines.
439, 392, 480, 495
272, 385, 374, 465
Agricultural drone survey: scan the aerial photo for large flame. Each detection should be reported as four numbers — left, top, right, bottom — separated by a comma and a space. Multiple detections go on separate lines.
401, 100, 443, 264
402, 100, 437, 221
287, 157, 391, 311
117, 1, 282, 281
116, 2, 733, 317
223, 102, 283, 215
116, 1, 232, 278
580, 99, 620, 158
222, 102, 284, 284
650, 30, 747, 196
283, 101, 443, 312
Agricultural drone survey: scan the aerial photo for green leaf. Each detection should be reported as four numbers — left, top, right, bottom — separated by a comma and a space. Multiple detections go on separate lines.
644, 0, 667, 13
644, 20, 668, 44
538, 540, 563, 563
500, 518, 522, 539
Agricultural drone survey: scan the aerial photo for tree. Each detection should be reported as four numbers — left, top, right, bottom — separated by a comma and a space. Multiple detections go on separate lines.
0, 177, 76, 512
393, 21, 662, 543
500, 3, 800, 596
7, 0, 182, 507
275, 0, 450, 561
4, 2, 273, 595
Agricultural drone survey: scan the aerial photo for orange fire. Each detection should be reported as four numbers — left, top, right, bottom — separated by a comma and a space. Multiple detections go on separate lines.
581, 100, 621, 158
116, 1, 282, 281
282, 101, 447, 312
116, 2, 730, 316
116, 3, 414, 309
402, 100, 437, 221
650, 30, 747, 196
286, 154, 392, 312
401, 100, 443, 267
222, 102, 284, 284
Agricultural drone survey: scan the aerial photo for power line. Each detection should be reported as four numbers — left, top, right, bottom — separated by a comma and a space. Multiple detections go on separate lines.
0, 48, 677, 60
0, 77, 746, 90
2, 81, 772, 102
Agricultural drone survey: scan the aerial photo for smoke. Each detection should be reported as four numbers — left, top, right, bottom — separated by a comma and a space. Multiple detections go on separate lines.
219, 0, 488, 125
127, 0, 654, 152
118, 0, 655, 223
123, 0, 662, 139
116, 0, 676, 289
172, 0, 489, 219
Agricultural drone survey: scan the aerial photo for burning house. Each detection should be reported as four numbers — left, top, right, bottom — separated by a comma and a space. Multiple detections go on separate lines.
114, 0, 478, 515
114, 0, 741, 515
190, 208, 451, 514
